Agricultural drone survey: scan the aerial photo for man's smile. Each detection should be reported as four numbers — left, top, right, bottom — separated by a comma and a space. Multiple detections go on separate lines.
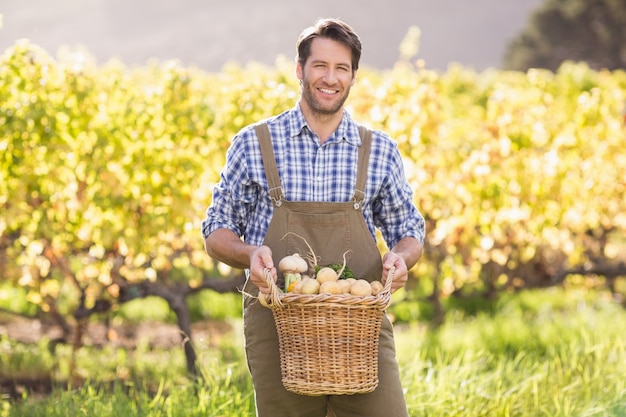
318, 87, 339, 95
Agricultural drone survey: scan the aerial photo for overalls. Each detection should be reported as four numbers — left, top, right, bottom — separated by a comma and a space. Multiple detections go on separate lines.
242, 124, 409, 417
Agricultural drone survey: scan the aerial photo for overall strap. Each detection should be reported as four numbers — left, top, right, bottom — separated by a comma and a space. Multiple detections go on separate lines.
353, 125, 373, 208
255, 122, 371, 208
254, 123, 284, 206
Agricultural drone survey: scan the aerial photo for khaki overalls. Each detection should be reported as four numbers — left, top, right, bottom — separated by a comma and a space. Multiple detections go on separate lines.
242, 124, 409, 417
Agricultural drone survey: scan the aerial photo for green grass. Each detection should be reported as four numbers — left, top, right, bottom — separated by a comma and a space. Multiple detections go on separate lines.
397, 288, 626, 416
3, 370, 255, 417
2, 287, 626, 416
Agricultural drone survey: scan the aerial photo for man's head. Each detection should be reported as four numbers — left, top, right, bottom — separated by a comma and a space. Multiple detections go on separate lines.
295, 19, 361, 118
296, 18, 362, 75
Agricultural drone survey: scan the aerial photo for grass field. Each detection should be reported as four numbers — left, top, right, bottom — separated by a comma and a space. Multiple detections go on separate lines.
2, 287, 626, 417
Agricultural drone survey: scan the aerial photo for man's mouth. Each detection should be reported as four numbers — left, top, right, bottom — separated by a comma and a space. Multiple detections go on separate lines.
318, 88, 338, 95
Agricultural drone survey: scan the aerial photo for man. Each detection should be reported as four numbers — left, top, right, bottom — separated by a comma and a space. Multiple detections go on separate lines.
202, 18, 425, 417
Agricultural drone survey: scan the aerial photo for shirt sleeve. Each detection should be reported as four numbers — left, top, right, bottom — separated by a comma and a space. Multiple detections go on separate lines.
201, 132, 260, 240
371, 138, 426, 249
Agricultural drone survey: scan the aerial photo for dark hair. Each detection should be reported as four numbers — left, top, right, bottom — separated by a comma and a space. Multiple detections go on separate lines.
296, 18, 362, 72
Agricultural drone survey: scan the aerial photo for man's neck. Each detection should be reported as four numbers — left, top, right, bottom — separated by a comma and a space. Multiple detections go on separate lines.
300, 101, 344, 144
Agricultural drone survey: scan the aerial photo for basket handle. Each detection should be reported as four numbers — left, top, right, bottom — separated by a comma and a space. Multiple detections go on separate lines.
380, 265, 395, 309
260, 268, 284, 310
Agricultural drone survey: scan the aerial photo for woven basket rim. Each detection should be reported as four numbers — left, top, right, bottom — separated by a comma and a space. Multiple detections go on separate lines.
261, 266, 395, 310
277, 291, 390, 308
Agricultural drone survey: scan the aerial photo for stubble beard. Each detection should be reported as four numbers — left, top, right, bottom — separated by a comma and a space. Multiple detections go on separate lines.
301, 77, 350, 117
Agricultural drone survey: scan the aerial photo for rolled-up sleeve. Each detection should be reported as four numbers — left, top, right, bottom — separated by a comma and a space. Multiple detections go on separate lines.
371, 142, 425, 249
201, 135, 252, 239
201, 130, 273, 246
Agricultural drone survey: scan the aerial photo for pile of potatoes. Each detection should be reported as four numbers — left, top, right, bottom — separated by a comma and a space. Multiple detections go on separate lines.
290, 266, 384, 297
277, 253, 384, 296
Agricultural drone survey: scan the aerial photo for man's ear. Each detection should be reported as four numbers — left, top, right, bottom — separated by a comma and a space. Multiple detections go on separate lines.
296, 63, 303, 81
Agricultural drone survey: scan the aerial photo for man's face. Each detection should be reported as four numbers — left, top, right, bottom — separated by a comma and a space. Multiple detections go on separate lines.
297, 37, 356, 116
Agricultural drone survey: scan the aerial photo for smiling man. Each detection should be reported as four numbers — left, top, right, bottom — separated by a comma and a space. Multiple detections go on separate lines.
202, 18, 425, 417
297, 35, 355, 139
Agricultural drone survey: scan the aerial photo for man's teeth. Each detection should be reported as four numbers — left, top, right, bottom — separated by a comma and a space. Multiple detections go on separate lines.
319, 88, 336, 94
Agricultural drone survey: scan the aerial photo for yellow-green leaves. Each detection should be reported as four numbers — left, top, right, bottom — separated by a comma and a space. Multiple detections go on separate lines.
1, 40, 625, 312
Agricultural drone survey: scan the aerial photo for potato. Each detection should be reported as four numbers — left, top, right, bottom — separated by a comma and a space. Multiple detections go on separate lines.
370, 280, 384, 295
350, 279, 372, 296
337, 279, 352, 293
316, 267, 339, 283
292, 279, 305, 294
300, 278, 321, 294
319, 281, 342, 294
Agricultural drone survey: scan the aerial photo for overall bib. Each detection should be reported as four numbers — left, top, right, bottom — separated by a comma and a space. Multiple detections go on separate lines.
242, 124, 409, 417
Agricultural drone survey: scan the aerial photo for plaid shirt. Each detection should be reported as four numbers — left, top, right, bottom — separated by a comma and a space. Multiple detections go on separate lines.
201, 104, 425, 249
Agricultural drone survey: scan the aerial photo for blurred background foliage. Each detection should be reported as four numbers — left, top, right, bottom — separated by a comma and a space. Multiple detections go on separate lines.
504, 0, 626, 71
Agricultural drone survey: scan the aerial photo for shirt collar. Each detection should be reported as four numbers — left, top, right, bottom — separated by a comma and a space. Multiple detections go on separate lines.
288, 103, 362, 146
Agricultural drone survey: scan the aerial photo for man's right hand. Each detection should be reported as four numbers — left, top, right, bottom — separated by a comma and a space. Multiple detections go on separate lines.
249, 245, 277, 294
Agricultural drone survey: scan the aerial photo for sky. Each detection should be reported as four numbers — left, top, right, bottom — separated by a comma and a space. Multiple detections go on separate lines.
0, 0, 544, 72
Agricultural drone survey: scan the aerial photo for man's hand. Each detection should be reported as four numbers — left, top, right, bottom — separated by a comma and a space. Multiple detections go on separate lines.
383, 236, 423, 293
249, 245, 277, 294
205, 230, 278, 293
382, 252, 408, 293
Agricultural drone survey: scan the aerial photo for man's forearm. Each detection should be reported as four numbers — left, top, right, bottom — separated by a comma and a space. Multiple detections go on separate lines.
204, 228, 256, 269
391, 236, 423, 270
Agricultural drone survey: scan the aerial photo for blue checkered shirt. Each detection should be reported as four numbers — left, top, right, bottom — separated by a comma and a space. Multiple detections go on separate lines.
201, 104, 425, 249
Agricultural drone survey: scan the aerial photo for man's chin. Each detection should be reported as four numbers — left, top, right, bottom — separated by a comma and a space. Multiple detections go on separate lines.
314, 97, 346, 115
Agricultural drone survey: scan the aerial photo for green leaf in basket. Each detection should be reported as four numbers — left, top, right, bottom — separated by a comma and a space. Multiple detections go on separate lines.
314, 264, 355, 279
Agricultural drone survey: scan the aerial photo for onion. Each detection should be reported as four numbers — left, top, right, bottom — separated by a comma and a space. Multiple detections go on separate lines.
278, 253, 309, 273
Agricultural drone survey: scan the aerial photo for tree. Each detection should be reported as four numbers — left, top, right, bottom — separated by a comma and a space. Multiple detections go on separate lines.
504, 0, 626, 72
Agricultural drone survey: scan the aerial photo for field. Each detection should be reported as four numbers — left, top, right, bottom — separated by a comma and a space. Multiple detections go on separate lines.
2, 286, 626, 417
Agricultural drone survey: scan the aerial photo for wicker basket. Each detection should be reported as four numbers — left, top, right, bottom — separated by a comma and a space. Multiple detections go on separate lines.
260, 268, 394, 396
